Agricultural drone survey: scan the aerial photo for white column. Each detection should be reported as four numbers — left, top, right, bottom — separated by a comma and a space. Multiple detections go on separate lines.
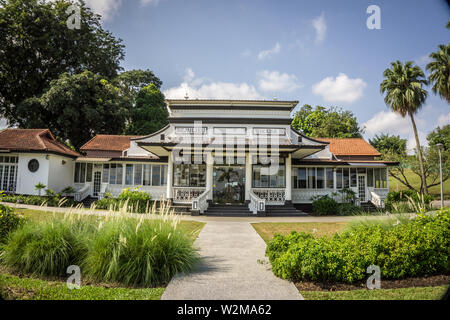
245, 153, 252, 201
285, 153, 292, 201
206, 152, 213, 200
166, 153, 173, 200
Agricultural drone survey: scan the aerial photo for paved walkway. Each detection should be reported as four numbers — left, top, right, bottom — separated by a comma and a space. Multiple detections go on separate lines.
161, 221, 303, 300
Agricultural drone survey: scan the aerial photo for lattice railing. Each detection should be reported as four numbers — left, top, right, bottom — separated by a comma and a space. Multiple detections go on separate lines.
252, 188, 285, 204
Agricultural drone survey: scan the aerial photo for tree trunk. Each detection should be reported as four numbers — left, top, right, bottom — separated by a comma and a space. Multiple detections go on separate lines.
409, 112, 428, 194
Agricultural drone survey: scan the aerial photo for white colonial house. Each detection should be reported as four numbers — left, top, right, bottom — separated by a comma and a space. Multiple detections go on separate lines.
0, 99, 396, 216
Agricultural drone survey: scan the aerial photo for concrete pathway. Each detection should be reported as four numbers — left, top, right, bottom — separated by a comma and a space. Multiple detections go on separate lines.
161, 221, 303, 300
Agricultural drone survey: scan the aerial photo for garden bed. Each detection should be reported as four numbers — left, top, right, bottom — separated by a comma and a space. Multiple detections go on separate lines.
296, 274, 450, 291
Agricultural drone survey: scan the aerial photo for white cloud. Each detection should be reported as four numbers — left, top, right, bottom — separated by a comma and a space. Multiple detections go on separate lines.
0, 118, 8, 130
415, 55, 432, 68
437, 112, 450, 127
140, 0, 161, 6
241, 49, 252, 57
257, 43, 281, 60
84, 0, 123, 22
362, 110, 428, 153
257, 70, 302, 92
312, 73, 367, 103
312, 13, 326, 44
164, 69, 263, 100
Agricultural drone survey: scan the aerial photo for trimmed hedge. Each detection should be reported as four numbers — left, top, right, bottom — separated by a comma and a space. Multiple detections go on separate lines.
93, 188, 153, 213
311, 195, 362, 216
267, 208, 450, 283
1, 194, 75, 207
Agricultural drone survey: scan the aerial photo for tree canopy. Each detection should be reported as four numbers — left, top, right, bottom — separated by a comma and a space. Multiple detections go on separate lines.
0, 0, 125, 123
125, 84, 169, 136
19, 71, 129, 150
291, 105, 363, 138
426, 44, 450, 103
369, 134, 407, 157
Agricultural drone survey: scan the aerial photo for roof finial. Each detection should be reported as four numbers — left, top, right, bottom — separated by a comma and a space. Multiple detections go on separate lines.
184, 92, 189, 100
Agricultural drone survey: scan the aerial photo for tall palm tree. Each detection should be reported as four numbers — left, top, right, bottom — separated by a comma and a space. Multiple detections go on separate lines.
380, 61, 429, 194
426, 44, 450, 103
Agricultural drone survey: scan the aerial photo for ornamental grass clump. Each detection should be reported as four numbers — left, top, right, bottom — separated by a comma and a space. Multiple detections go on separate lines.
82, 212, 198, 286
0, 216, 91, 276
1, 202, 198, 287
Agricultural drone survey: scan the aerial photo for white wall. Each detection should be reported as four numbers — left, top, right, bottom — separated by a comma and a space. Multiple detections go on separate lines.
16, 154, 50, 195
47, 154, 76, 193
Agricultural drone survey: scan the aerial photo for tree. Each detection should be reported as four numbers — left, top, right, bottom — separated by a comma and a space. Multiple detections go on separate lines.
426, 44, 450, 103
0, 0, 125, 124
114, 69, 163, 103
387, 125, 449, 193
18, 71, 129, 150
35, 182, 46, 196
291, 105, 363, 138
369, 134, 407, 157
380, 61, 429, 194
124, 84, 169, 136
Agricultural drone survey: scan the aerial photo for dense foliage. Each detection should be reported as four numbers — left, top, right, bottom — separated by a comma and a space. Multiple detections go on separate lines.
311, 191, 361, 216
267, 209, 450, 283
0, 0, 125, 123
1, 193, 75, 208
124, 84, 169, 135
291, 105, 363, 138
94, 188, 153, 213
385, 190, 433, 212
369, 134, 407, 157
0, 204, 24, 243
19, 71, 129, 150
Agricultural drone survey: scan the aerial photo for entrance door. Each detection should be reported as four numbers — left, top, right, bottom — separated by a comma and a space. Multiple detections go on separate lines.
358, 175, 366, 202
93, 171, 102, 197
213, 166, 245, 204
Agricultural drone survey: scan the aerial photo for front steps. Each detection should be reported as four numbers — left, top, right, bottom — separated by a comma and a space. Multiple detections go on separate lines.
203, 203, 307, 217
360, 201, 379, 212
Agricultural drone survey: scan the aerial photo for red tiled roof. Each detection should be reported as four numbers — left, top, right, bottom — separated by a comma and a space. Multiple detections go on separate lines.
316, 138, 381, 156
80, 135, 143, 152
0, 129, 80, 158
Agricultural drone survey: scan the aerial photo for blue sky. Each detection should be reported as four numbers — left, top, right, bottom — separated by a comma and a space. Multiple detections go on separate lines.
15, 0, 450, 151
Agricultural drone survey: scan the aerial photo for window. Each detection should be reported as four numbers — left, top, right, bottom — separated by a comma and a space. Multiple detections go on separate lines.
343, 168, 349, 188
134, 164, 142, 185
109, 164, 117, 184
143, 164, 151, 186
125, 164, 133, 185
74, 163, 86, 183
336, 168, 343, 189
0, 156, 18, 192
367, 168, 374, 187
152, 165, 161, 186
326, 168, 334, 189
102, 164, 109, 183
161, 165, 167, 185
350, 168, 357, 187
174, 164, 206, 187
374, 168, 388, 189
307, 168, 315, 189
252, 163, 285, 188
86, 163, 93, 182
317, 168, 325, 189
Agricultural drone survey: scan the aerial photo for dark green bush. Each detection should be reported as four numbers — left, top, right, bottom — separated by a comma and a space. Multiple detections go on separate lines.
1, 194, 75, 207
311, 196, 339, 215
385, 190, 433, 211
311, 195, 362, 216
0, 205, 24, 244
267, 208, 450, 283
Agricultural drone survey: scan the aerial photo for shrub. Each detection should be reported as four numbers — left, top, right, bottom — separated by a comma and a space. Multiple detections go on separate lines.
311, 196, 339, 216
0, 194, 75, 208
94, 188, 153, 213
0, 205, 24, 244
117, 187, 152, 213
267, 208, 450, 283
83, 216, 198, 286
1, 218, 90, 276
385, 190, 433, 211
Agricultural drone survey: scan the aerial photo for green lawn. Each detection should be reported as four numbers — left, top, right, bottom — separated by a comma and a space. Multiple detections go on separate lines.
0, 272, 164, 300
252, 222, 347, 243
389, 168, 450, 199
302, 285, 448, 300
